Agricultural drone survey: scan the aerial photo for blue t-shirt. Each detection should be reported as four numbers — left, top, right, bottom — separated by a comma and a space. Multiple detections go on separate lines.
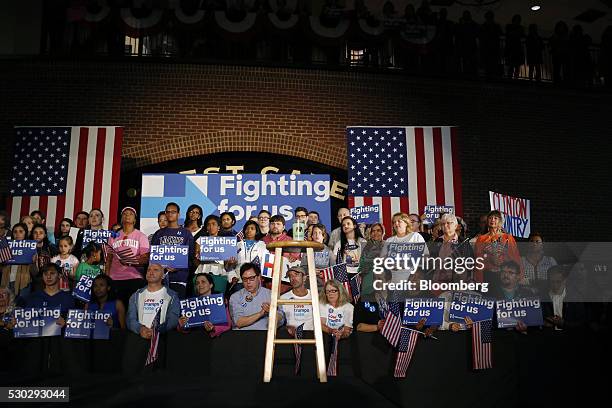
25, 290, 75, 314
151, 227, 194, 284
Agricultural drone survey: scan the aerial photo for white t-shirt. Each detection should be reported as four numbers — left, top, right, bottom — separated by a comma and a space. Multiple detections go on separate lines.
141, 288, 166, 328
382, 233, 428, 283
51, 254, 80, 278
280, 289, 313, 330
332, 238, 366, 274
319, 302, 354, 329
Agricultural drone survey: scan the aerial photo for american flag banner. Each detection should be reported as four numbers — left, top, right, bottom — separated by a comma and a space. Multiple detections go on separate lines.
0, 236, 13, 264
7, 127, 123, 234
347, 126, 462, 237
236, 230, 245, 242
320, 263, 352, 300
145, 307, 162, 366
326, 330, 342, 377
293, 323, 305, 375
381, 301, 403, 347
394, 327, 420, 378
472, 320, 493, 370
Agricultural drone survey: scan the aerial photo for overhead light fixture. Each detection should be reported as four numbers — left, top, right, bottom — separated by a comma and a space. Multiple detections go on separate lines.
531, 5, 541, 11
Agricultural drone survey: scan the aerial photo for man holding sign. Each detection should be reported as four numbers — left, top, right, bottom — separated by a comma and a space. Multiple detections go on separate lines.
150, 203, 195, 299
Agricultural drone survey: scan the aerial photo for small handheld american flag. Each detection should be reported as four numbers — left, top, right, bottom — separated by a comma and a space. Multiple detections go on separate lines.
326, 327, 343, 377
381, 301, 402, 347
472, 320, 493, 370
0, 236, 13, 264
320, 263, 353, 300
293, 323, 305, 375
394, 327, 420, 378
145, 308, 162, 367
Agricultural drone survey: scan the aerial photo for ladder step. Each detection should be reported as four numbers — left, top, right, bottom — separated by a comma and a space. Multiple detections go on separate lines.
273, 339, 317, 345
277, 299, 314, 305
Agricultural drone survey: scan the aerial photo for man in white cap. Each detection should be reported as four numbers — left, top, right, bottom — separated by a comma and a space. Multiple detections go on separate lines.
106, 206, 151, 306
280, 266, 313, 335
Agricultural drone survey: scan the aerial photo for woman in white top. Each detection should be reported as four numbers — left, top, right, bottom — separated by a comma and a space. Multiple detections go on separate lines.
381, 212, 428, 283
319, 279, 353, 339
332, 216, 366, 274
227, 220, 268, 287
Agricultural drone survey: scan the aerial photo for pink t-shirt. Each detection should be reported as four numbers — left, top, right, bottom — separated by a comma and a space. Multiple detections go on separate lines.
108, 229, 150, 281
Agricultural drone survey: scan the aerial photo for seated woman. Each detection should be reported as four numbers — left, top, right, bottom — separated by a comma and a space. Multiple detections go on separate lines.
0, 287, 16, 330
226, 221, 268, 293
1, 223, 36, 298
85, 274, 126, 329
195, 215, 232, 294
319, 279, 353, 339
178, 273, 231, 337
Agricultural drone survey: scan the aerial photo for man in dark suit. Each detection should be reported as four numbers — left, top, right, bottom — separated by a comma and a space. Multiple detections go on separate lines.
541, 265, 586, 330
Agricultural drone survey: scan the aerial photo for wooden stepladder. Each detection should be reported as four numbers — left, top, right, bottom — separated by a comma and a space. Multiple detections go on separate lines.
263, 241, 327, 383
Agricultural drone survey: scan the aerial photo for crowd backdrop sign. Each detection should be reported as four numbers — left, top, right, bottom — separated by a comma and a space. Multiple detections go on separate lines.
489, 191, 531, 238
140, 174, 332, 236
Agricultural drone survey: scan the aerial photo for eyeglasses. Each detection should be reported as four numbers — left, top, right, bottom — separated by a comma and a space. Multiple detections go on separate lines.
258, 216, 270, 220
242, 275, 259, 283
325, 289, 339, 294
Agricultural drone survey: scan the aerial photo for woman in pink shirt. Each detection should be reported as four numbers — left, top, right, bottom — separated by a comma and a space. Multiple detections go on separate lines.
105, 207, 150, 307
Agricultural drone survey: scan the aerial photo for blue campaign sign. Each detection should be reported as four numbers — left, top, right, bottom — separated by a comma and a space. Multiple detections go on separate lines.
496, 298, 544, 328
386, 243, 426, 263
64, 309, 94, 339
13, 308, 62, 338
350, 205, 381, 224
403, 298, 445, 325
423, 205, 454, 225
139, 174, 332, 237
198, 236, 237, 261
150, 245, 189, 268
4, 240, 37, 265
449, 292, 495, 323
82, 229, 114, 249
92, 311, 112, 340
73, 275, 94, 303
179, 294, 227, 328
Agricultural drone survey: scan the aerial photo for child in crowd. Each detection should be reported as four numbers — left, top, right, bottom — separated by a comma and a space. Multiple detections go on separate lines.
74, 242, 103, 282
51, 236, 80, 291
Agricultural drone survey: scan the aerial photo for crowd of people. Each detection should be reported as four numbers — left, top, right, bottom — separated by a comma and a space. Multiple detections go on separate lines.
42, 1, 612, 88
0, 197, 601, 375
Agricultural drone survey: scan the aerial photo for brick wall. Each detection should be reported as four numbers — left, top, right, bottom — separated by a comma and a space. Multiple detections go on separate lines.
1, 59, 610, 240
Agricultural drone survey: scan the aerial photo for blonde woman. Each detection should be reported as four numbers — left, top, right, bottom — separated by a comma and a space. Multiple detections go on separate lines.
381, 212, 428, 284
319, 279, 353, 339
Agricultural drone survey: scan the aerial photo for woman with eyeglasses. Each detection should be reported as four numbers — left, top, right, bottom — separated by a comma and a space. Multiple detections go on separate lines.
226, 220, 268, 293
474, 210, 522, 283
257, 210, 271, 236
408, 213, 432, 241
185, 204, 204, 237
319, 280, 353, 339
430, 213, 475, 295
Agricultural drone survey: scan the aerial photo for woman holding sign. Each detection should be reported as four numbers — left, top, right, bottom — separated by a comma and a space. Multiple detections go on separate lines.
227, 221, 268, 292
177, 273, 231, 337
85, 274, 126, 329
332, 217, 366, 275
73, 208, 106, 260
1, 223, 36, 298
195, 215, 231, 293
319, 279, 353, 338
474, 210, 522, 283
